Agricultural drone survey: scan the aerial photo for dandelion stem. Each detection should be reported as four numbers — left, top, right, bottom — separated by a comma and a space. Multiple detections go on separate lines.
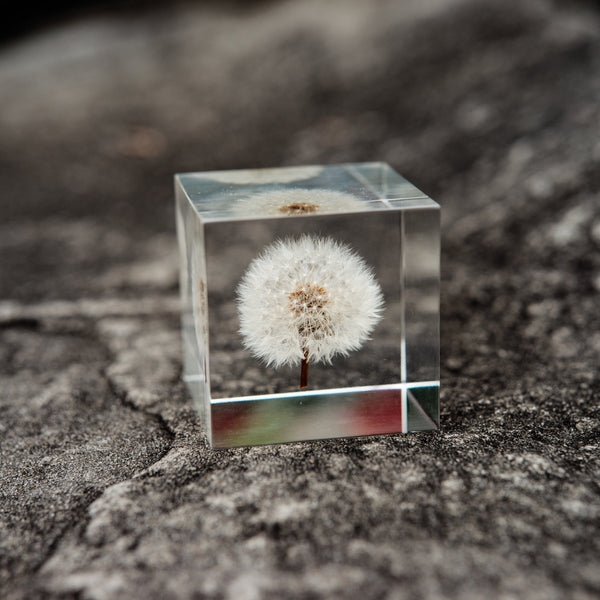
300, 349, 309, 389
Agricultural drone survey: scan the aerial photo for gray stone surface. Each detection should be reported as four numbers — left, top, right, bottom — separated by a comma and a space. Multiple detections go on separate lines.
1, 0, 599, 598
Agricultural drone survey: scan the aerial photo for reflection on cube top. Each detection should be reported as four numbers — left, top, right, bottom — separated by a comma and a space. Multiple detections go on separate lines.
176, 162, 438, 221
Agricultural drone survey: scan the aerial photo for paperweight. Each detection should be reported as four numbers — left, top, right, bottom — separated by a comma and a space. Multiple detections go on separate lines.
175, 163, 440, 447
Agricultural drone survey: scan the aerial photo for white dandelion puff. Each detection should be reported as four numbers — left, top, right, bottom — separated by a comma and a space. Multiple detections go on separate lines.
200, 166, 323, 185
236, 235, 384, 388
232, 188, 366, 218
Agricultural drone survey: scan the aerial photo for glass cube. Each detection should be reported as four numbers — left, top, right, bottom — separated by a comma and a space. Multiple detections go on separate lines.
175, 163, 440, 448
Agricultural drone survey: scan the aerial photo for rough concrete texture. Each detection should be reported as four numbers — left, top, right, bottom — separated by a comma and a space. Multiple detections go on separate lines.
1, 0, 599, 598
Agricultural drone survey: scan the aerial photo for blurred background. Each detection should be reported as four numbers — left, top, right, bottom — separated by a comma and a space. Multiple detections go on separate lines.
2, 1, 600, 598
2, 0, 599, 302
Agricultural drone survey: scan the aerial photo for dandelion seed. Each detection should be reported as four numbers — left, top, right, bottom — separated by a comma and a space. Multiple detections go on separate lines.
236, 235, 384, 388
232, 189, 366, 219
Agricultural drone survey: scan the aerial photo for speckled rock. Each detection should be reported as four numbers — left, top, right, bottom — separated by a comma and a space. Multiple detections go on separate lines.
1, 0, 599, 598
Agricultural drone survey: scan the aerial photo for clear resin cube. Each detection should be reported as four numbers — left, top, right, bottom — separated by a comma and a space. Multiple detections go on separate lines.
175, 163, 440, 448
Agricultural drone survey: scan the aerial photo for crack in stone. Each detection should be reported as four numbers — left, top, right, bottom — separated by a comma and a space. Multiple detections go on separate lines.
105, 373, 176, 459
18, 321, 178, 587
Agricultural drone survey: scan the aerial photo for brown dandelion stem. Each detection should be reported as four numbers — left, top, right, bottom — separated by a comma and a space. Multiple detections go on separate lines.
300, 348, 309, 389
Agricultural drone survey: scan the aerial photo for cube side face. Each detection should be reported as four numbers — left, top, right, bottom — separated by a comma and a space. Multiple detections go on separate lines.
403, 208, 440, 430
176, 178, 210, 439
175, 163, 440, 447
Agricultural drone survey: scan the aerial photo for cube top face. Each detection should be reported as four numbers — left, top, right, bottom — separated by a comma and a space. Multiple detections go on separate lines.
176, 163, 440, 448
176, 162, 438, 222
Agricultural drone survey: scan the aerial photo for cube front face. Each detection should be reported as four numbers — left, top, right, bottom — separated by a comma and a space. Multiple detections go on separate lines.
175, 163, 440, 448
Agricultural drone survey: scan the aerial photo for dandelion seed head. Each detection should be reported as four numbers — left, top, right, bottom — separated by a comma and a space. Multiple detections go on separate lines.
279, 202, 319, 215
288, 283, 334, 341
232, 189, 365, 219
237, 235, 384, 368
